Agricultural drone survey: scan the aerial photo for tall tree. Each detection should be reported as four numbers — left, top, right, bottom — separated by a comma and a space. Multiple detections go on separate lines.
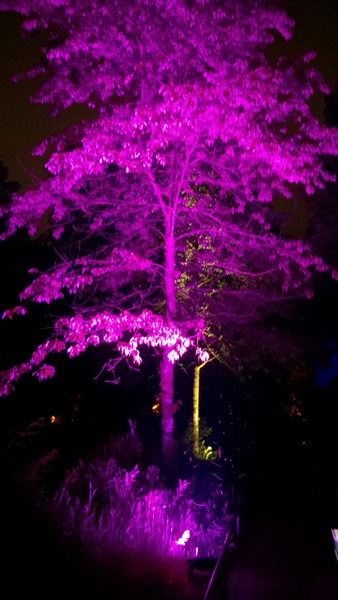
0, 0, 337, 455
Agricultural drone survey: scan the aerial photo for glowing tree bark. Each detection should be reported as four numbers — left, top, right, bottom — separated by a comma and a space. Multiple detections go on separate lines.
161, 218, 177, 454
0, 0, 338, 457
192, 361, 212, 456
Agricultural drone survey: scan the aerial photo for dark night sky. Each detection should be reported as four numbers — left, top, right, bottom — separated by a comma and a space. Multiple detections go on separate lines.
281, 0, 338, 87
0, 11, 94, 191
0, 1, 337, 191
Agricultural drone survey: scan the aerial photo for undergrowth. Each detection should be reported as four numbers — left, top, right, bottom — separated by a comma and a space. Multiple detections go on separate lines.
10, 423, 233, 598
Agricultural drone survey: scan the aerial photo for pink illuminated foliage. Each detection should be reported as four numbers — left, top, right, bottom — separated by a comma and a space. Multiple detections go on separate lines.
0, 309, 208, 396
0, 0, 338, 453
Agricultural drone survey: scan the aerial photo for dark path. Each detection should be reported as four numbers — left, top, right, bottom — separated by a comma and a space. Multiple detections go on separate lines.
226, 416, 338, 600
228, 500, 338, 600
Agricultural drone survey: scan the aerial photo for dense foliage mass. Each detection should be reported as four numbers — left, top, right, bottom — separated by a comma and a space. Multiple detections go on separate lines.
1, 0, 337, 453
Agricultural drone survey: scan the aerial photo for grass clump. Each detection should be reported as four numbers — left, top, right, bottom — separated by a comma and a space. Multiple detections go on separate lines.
48, 449, 230, 561
9, 423, 232, 598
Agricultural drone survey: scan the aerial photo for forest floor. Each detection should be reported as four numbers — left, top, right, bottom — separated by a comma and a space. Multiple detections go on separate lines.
0, 474, 205, 600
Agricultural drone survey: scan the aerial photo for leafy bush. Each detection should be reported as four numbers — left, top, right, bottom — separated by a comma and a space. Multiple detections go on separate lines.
183, 418, 218, 461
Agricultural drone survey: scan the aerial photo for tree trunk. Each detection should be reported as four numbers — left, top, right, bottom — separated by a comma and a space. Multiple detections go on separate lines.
193, 364, 200, 454
192, 360, 212, 456
160, 215, 177, 457
160, 350, 175, 457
